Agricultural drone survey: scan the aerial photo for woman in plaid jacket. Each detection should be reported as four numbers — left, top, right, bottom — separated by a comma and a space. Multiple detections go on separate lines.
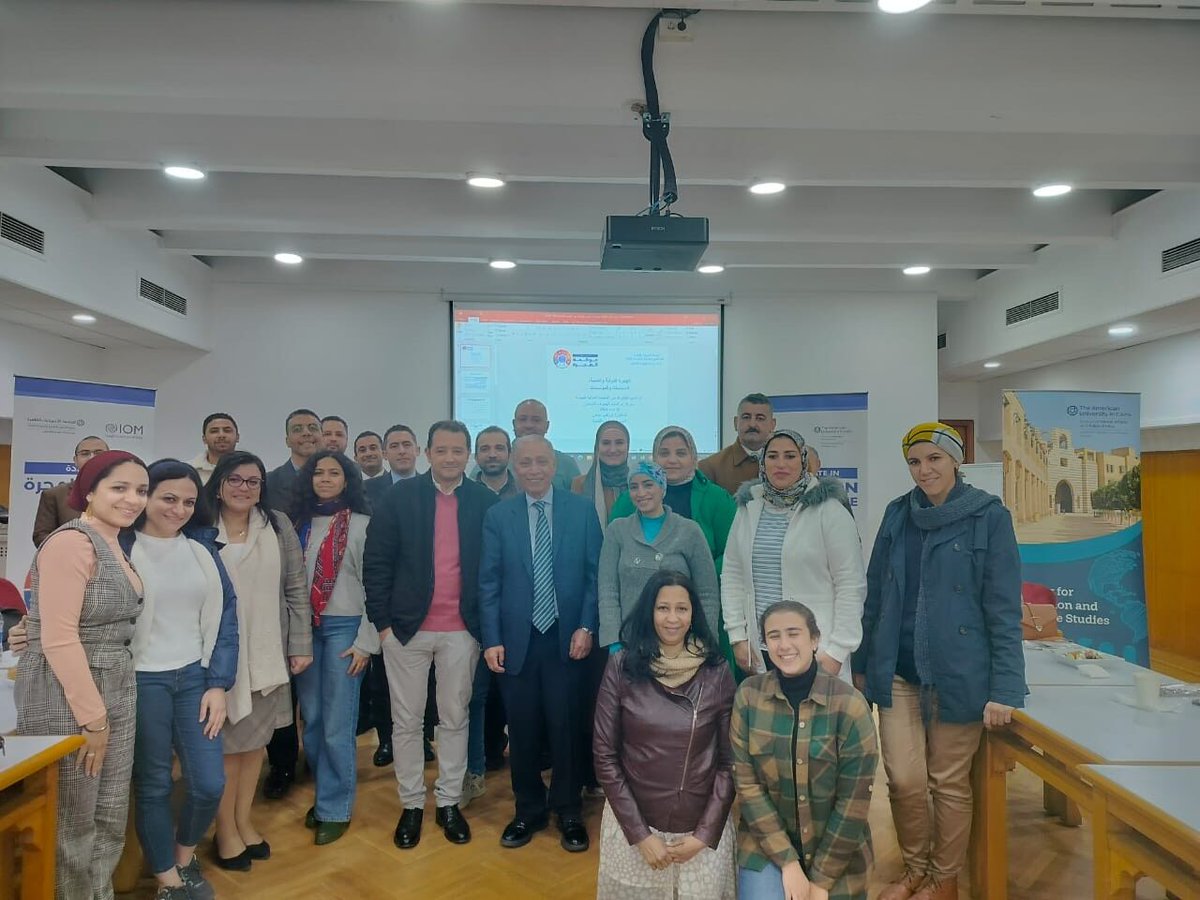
731, 600, 878, 900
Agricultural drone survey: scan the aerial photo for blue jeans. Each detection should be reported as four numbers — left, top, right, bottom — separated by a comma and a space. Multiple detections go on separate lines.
466, 650, 490, 776
738, 863, 787, 900
133, 661, 226, 875
296, 615, 365, 822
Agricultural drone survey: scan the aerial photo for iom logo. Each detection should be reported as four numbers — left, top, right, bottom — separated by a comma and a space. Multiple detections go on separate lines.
552, 349, 573, 368
106, 422, 145, 436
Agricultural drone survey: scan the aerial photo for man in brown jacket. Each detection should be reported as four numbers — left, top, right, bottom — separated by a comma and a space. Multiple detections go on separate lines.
698, 393, 777, 495
31, 434, 109, 547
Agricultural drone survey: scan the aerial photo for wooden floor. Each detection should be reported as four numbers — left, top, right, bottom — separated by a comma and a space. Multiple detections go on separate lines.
117, 732, 1169, 900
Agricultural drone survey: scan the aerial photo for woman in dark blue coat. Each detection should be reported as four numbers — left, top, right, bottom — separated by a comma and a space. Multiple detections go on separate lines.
852, 423, 1024, 900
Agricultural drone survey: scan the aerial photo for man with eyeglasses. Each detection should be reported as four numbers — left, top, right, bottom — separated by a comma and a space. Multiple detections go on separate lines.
266, 408, 322, 514
32, 434, 109, 547
263, 408, 321, 800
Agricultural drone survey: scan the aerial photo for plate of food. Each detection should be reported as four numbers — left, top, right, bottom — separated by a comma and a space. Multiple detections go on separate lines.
1052, 645, 1122, 669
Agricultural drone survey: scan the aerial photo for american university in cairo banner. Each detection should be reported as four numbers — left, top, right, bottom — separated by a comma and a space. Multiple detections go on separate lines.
1002, 390, 1147, 665
7, 376, 156, 585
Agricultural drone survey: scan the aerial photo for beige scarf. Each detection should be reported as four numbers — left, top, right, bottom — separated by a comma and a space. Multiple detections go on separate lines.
651, 640, 708, 688
220, 509, 288, 724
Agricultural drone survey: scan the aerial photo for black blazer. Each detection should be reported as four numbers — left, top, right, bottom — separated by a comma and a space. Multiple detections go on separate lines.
362, 472, 499, 645
266, 461, 298, 513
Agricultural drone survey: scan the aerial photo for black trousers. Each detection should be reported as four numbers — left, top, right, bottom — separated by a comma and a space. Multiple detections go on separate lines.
498, 624, 581, 822
266, 676, 299, 773
484, 669, 508, 764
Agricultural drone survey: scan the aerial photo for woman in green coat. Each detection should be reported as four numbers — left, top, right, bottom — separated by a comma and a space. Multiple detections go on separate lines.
610, 426, 738, 666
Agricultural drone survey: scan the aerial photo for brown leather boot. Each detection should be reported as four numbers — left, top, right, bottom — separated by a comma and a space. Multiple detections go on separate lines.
911, 874, 958, 900
878, 870, 928, 900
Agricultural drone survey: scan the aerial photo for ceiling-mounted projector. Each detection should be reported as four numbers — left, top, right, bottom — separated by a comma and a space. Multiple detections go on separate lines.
601, 215, 709, 271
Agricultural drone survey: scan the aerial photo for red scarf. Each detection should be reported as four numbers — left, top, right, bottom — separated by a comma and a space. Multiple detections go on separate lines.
310, 508, 352, 626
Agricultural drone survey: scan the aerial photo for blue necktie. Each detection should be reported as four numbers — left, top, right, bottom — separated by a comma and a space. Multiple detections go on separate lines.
531, 500, 557, 633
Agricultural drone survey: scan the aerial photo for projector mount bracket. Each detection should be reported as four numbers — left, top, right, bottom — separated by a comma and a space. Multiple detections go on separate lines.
639, 9, 698, 217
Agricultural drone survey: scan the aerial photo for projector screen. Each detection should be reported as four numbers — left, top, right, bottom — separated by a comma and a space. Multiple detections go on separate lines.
452, 305, 722, 455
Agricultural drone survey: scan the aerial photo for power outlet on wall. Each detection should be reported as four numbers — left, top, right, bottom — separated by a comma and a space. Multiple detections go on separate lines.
658, 17, 694, 43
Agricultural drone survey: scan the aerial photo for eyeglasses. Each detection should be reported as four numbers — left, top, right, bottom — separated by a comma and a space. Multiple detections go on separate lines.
225, 475, 263, 489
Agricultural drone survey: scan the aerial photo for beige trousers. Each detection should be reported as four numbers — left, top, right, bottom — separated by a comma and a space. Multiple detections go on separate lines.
878, 676, 983, 880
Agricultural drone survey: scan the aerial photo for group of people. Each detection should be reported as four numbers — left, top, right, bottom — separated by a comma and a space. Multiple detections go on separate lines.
11, 393, 1026, 900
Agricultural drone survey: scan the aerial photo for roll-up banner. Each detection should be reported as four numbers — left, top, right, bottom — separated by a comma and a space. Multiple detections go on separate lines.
1001, 390, 1146, 664
6, 376, 156, 583
769, 392, 868, 521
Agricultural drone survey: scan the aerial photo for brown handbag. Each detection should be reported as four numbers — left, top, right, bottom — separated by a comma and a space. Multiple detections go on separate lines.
1021, 602, 1062, 641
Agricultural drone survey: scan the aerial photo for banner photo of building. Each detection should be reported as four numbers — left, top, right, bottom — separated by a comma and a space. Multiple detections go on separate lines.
1002, 390, 1145, 664
6, 376, 156, 584
770, 392, 867, 520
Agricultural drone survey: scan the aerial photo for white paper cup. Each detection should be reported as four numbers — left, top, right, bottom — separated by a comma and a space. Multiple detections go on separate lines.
1133, 670, 1161, 711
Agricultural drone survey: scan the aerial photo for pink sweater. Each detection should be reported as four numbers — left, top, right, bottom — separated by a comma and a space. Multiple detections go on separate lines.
422, 491, 466, 632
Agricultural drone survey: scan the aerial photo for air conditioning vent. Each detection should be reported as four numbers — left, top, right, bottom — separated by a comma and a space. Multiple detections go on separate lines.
1162, 237, 1200, 274
139, 277, 188, 316
937, 332, 947, 350
1006, 291, 1060, 326
0, 211, 46, 254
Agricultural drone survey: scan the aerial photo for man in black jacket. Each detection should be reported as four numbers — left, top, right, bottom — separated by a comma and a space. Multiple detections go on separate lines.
363, 420, 498, 851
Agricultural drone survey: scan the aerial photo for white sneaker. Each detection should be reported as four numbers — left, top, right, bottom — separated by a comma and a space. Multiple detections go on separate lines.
461, 772, 486, 809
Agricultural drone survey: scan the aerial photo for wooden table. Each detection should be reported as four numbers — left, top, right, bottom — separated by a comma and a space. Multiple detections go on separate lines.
1080, 765, 1200, 900
0, 734, 85, 900
970, 684, 1200, 899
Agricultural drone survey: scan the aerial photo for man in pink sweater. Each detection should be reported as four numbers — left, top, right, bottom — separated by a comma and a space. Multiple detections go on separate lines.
362, 421, 500, 851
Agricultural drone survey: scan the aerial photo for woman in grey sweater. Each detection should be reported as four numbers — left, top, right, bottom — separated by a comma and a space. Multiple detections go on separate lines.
598, 462, 720, 649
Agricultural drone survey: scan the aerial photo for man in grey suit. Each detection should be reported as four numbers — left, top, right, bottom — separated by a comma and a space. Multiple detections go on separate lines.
365, 423, 420, 509
479, 435, 601, 853
265, 408, 321, 515
512, 399, 580, 493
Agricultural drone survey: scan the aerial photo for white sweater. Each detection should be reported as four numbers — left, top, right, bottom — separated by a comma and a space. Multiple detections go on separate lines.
721, 480, 867, 674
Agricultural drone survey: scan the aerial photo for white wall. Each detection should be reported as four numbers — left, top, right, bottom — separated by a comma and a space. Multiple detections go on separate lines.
103, 284, 452, 468
724, 293, 939, 549
0, 319, 106, 418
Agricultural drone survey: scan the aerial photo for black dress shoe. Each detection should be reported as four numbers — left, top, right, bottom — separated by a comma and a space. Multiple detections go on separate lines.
434, 804, 471, 844
262, 768, 293, 800
373, 741, 393, 768
212, 844, 251, 872
393, 808, 423, 850
500, 816, 548, 849
558, 818, 589, 853
244, 840, 270, 860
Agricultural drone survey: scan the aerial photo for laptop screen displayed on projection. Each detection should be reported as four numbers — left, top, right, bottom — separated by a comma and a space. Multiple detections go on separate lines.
452, 305, 722, 455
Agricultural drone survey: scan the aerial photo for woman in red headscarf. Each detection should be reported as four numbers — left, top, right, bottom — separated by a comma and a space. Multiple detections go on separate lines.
15, 450, 150, 900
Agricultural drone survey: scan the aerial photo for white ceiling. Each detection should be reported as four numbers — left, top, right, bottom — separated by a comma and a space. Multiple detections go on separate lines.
1, 0, 1199, 367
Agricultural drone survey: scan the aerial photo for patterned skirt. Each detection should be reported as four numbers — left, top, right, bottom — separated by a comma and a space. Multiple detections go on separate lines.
597, 801, 737, 900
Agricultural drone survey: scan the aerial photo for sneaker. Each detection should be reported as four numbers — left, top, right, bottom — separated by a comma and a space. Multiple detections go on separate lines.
177, 857, 215, 900
154, 887, 189, 900
461, 772, 486, 809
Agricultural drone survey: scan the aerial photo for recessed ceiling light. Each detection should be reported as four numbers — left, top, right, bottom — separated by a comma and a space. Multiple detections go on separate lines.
1108, 324, 1136, 336
697, 264, 725, 274
72, 313, 97, 324
983, 361, 1002, 369
274, 252, 303, 265
489, 259, 517, 270
163, 165, 206, 181
1032, 183, 1073, 198
467, 174, 506, 189
878, 0, 934, 12
903, 265, 932, 276
748, 180, 786, 196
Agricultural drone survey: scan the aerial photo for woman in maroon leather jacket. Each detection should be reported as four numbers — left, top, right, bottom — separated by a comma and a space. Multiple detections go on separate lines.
593, 570, 737, 900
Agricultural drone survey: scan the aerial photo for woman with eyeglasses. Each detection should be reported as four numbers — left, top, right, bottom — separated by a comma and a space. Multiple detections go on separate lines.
120, 459, 238, 900
290, 450, 377, 845
204, 451, 311, 871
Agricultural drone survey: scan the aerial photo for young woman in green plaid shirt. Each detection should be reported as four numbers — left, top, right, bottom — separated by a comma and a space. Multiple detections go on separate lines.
732, 600, 879, 900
